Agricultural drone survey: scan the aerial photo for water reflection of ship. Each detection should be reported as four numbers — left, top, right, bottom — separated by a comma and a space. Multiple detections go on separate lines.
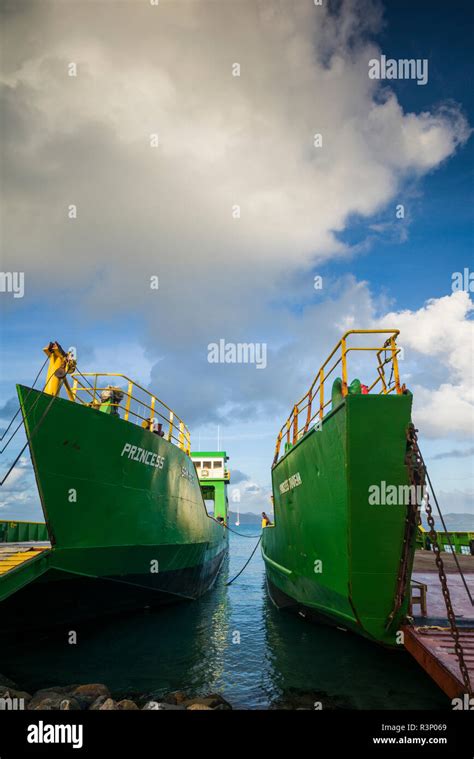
3, 553, 231, 700
261, 577, 446, 710
235, 507, 240, 527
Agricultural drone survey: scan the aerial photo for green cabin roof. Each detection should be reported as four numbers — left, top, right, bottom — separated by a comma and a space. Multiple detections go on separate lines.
190, 451, 228, 460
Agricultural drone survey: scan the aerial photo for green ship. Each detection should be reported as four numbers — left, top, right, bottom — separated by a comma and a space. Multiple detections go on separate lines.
262, 329, 419, 647
0, 342, 229, 636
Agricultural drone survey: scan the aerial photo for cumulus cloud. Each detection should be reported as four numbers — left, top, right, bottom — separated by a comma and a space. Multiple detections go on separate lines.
380, 291, 474, 438
0, 455, 30, 491
0, 488, 40, 520
0, 0, 469, 304
230, 478, 273, 513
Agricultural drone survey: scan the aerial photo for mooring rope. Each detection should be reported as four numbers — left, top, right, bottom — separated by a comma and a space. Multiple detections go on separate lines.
225, 536, 262, 587
0, 391, 59, 486
0, 356, 50, 452
224, 523, 261, 539
209, 515, 261, 539
0, 384, 51, 455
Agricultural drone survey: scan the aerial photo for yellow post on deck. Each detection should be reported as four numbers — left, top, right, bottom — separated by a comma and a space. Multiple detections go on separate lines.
43, 342, 76, 400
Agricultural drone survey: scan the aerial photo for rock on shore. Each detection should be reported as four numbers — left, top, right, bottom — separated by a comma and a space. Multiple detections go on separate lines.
0, 677, 232, 711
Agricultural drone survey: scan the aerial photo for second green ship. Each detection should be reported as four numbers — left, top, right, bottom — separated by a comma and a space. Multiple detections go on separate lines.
262, 329, 419, 647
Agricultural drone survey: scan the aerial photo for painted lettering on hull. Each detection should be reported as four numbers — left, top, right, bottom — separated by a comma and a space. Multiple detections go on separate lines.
279, 472, 302, 494
121, 443, 165, 469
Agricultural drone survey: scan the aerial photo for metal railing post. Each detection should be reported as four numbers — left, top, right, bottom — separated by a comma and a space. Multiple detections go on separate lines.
124, 381, 133, 421
305, 392, 312, 433
293, 404, 299, 444
377, 350, 388, 394
319, 368, 324, 419
341, 338, 348, 396
149, 396, 156, 430
168, 411, 174, 442
390, 337, 401, 394
274, 431, 282, 466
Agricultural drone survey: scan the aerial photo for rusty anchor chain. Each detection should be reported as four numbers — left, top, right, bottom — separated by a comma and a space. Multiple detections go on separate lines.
385, 426, 420, 630
406, 424, 472, 697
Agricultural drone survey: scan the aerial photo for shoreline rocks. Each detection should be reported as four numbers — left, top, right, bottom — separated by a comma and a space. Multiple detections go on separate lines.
0, 676, 233, 711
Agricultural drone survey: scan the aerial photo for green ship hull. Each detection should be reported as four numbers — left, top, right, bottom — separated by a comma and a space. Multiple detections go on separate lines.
1, 385, 227, 636
262, 393, 417, 647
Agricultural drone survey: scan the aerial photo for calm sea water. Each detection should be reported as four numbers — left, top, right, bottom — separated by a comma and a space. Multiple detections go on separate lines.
3, 526, 447, 709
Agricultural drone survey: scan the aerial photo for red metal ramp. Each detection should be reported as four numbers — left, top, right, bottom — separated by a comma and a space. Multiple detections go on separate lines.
403, 624, 474, 698
404, 552, 474, 698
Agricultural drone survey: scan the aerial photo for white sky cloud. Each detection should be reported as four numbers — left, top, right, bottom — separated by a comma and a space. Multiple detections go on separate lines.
380, 291, 474, 438
1, 0, 470, 295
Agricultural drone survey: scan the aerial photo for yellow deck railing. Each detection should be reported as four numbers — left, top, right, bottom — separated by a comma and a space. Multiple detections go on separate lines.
70, 373, 191, 455
273, 329, 403, 466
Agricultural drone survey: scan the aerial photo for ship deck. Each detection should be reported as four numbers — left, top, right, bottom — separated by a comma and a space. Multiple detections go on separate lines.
403, 550, 474, 699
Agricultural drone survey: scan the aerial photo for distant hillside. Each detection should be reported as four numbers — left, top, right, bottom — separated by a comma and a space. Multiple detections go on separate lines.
421, 513, 474, 532
226, 512, 474, 530
226, 512, 474, 529
228, 510, 261, 525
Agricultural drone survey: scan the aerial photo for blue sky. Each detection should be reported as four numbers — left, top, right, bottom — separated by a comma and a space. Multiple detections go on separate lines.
0, 0, 473, 521
325, 0, 474, 310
